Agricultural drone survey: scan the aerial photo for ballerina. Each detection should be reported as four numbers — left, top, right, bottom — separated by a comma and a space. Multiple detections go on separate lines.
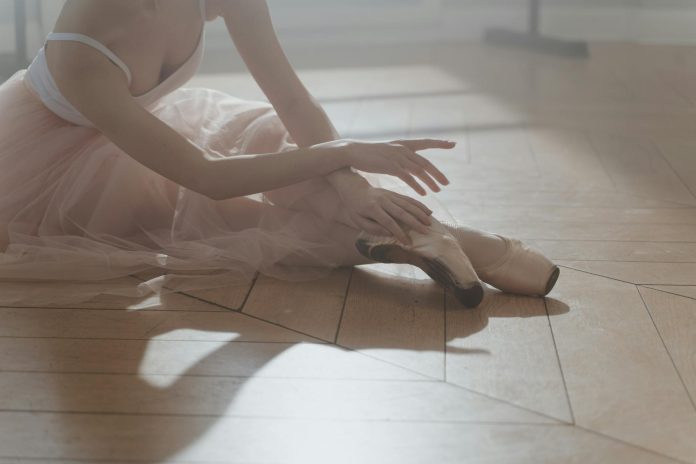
0, 0, 558, 308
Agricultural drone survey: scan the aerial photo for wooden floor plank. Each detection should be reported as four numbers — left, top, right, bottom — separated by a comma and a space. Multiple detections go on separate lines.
446, 291, 572, 422
348, 98, 413, 140
0, 373, 553, 424
527, 240, 696, 263
0, 275, 227, 311
337, 265, 445, 380
132, 268, 254, 311
242, 268, 351, 342
0, 338, 426, 381
0, 307, 316, 343
638, 287, 696, 408
0, 413, 680, 463
528, 127, 616, 190
468, 128, 539, 177
450, 205, 696, 225
455, 221, 696, 242
436, 189, 690, 208
644, 285, 696, 301
654, 140, 696, 197
548, 267, 696, 462
588, 132, 696, 205
559, 261, 696, 285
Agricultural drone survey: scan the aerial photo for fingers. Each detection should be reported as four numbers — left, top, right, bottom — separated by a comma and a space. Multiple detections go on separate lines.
391, 141, 452, 189
390, 196, 432, 227
354, 215, 391, 236
384, 199, 430, 234
372, 208, 411, 245
392, 192, 433, 216
408, 152, 451, 186
401, 159, 442, 193
393, 138, 456, 152
396, 169, 427, 196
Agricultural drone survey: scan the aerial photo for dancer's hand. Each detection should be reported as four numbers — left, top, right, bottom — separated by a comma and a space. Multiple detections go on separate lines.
319, 138, 454, 196
335, 177, 434, 244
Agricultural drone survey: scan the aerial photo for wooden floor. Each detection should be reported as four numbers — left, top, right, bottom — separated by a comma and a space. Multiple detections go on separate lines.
2, 41, 696, 463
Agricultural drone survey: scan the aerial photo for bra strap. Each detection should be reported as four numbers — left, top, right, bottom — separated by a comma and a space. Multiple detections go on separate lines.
46, 32, 133, 85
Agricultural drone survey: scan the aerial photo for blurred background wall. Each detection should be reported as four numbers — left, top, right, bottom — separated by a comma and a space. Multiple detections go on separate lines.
2, 0, 696, 78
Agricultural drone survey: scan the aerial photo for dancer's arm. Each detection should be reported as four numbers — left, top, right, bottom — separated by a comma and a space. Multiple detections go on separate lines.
49, 45, 448, 207
47, 44, 352, 200
215, 0, 456, 239
216, 0, 372, 193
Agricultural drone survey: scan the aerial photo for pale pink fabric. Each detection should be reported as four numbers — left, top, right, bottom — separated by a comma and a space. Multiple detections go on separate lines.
0, 68, 367, 306
0, 4, 454, 307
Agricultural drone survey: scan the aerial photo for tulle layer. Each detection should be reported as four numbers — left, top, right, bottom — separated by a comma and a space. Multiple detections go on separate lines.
0, 69, 454, 308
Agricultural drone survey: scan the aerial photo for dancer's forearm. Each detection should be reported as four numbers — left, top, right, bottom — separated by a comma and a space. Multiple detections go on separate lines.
275, 96, 371, 191
202, 145, 348, 201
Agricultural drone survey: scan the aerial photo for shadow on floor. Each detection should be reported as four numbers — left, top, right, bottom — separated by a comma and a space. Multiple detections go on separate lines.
22, 266, 569, 461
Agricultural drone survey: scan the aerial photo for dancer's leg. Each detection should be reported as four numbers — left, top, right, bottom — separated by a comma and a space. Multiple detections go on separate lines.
238, 111, 361, 229
264, 168, 509, 269
286, 215, 374, 267
264, 176, 360, 230
213, 195, 374, 268
440, 219, 559, 296
440, 222, 508, 269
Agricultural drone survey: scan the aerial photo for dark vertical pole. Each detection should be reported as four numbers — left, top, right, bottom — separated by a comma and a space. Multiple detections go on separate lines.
14, 0, 27, 67
529, 0, 540, 35
484, 0, 588, 57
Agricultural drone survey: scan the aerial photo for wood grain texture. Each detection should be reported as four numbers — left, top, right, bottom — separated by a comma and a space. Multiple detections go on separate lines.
559, 261, 696, 285
0, 275, 227, 311
132, 268, 254, 310
0, 413, 681, 463
588, 132, 696, 205
644, 285, 696, 300
456, 221, 696, 242
548, 267, 696, 462
0, 307, 316, 343
0, 337, 432, 380
449, 205, 696, 225
527, 240, 696, 263
445, 291, 572, 422
0, 373, 552, 424
337, 265, 445, 380
243, 268, 352, 342
638, 287, 696, 407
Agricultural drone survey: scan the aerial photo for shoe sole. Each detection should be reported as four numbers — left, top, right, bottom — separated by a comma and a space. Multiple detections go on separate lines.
355, 239, 484, 308
544, 266, 561, 296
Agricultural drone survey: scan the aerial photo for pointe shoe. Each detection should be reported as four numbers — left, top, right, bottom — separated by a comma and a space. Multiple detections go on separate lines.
354, 221, 485, 308
475, 235, 560, 297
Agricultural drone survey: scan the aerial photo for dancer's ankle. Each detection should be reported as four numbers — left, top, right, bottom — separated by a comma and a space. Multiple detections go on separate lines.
440, 222, 508, 270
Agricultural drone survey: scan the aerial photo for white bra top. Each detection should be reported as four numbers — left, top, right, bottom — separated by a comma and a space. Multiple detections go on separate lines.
23, 0, 207, 128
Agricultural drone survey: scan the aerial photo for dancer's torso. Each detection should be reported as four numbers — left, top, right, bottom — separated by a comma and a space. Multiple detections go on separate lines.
24, 0, 209, 127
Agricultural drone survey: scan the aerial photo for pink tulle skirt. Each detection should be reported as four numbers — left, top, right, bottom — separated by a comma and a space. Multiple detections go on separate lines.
0, 70, 456, 306
0, 69, 452, 308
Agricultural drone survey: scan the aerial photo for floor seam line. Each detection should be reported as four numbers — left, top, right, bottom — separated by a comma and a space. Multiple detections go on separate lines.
636, 286, 696, 412
544, 297, 576, 425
